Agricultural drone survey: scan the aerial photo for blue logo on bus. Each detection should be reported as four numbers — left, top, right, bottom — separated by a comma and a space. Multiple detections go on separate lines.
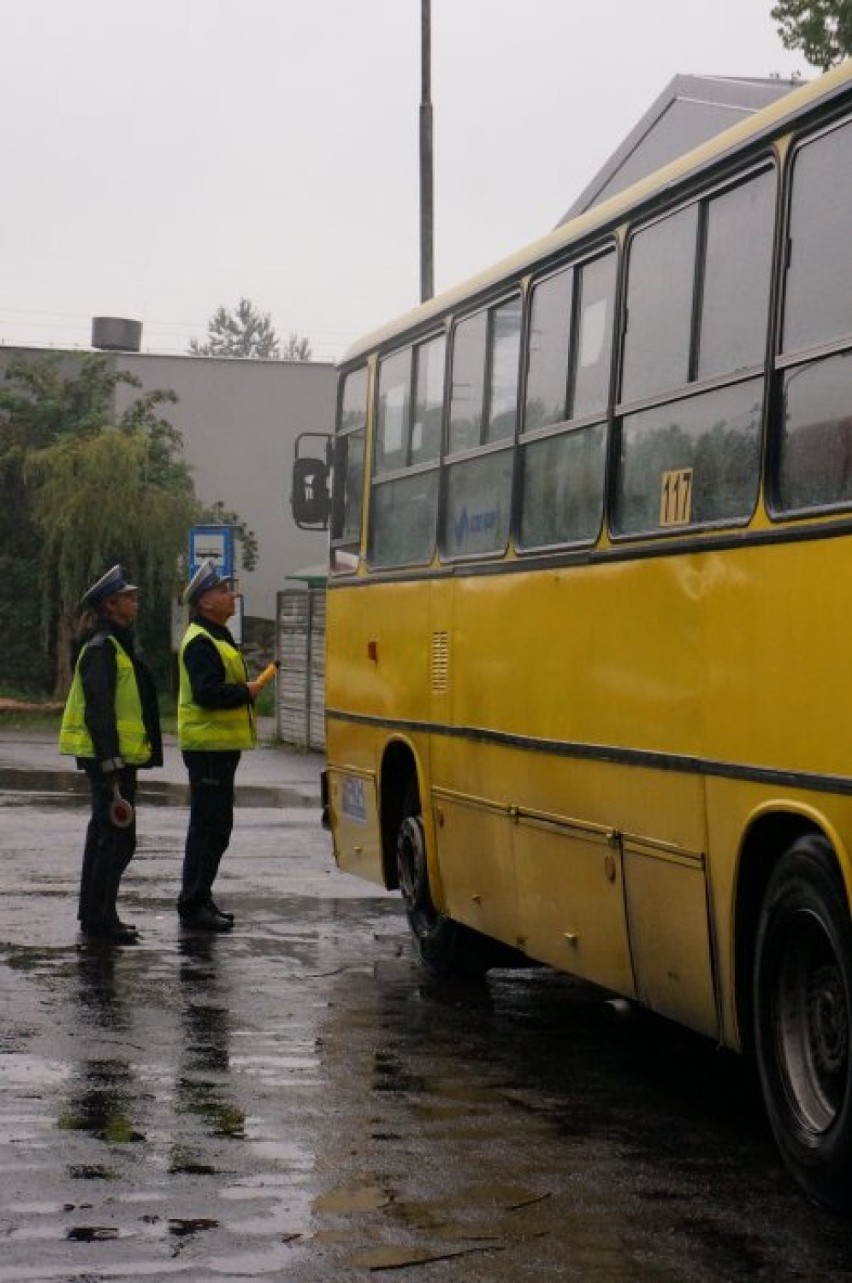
453, 505, 497, 547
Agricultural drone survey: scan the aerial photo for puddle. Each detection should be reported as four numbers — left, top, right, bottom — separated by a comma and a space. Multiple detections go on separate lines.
168, 1216, 220, 1236
67, 1164, 118, 1181
169, 1147, 218, 1175
66, 1225, 120, 1241
313, 1182, 393, 1214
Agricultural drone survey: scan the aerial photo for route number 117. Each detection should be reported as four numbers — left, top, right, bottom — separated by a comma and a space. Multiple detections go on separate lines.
659, 468, 693, 527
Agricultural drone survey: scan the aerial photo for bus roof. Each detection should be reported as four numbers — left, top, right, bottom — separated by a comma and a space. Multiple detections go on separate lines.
340, 59, 852, 369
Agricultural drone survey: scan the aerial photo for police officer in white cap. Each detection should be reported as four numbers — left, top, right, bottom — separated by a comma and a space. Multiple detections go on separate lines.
176, 560, 263, 930
59, 564, 162, 944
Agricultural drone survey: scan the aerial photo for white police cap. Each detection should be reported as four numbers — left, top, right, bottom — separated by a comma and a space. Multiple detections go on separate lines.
80, 564, 138, 609
183, 558, 233, 606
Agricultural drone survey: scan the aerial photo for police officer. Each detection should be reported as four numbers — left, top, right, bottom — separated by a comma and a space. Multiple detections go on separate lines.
177, 559, 262, 930
60, 564, 162, 944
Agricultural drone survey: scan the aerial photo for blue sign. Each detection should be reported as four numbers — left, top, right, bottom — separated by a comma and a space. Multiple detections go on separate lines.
188, 525, 235, 578
341, 776, 367, 824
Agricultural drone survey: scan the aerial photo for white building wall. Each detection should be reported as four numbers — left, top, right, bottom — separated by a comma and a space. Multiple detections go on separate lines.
0, 345, 335, 621
116, 352, 334, 619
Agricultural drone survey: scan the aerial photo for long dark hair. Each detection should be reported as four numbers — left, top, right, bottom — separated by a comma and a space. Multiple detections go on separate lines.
70, 606, 102, 666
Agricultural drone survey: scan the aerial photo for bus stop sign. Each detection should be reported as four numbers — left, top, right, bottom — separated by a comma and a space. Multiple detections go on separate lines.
188, 525, 235, 579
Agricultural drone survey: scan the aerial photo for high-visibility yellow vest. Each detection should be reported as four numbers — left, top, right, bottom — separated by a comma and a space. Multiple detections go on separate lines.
59, 635, 152, 764
178, 622, 257, 751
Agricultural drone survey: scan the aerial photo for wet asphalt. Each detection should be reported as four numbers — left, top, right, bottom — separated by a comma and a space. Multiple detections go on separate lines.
2, 727, 852, 1282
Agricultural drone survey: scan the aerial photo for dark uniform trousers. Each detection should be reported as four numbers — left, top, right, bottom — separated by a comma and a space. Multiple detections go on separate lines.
178, 750, 240, 918
79, 764, 138, 931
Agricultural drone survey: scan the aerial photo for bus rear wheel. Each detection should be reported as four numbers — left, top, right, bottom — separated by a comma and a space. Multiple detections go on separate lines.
753, 834, 852, 1213
396, 810, 514, 978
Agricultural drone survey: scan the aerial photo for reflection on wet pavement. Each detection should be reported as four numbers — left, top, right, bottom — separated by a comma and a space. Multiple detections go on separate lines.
175, 932, 246, 1149
4, 914, 852, 1281
3, 741, 852, 1280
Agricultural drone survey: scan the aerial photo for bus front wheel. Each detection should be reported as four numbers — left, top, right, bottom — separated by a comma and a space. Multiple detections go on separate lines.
396, 811, 508, 978
753, 834, 852, 1213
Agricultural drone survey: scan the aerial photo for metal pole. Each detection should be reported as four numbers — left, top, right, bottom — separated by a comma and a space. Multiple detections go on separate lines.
420, 0, 434, 302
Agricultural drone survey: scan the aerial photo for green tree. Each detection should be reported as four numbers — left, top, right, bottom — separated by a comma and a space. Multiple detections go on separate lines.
0, 354, 255, 695
283, 332, 313, 362
189, 298, 312, 361
203, 499, 258, 572
771, 0, 852, 69
189, 297, 281, 359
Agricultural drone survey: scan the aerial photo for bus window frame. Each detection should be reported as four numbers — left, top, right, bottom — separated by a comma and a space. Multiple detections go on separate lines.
766, 110, 852, 524
440, 290, 523, 564
777, 113, 852, 362
767, 345, 852, 522
515, 242, 618, 555
609, 159, 778, 545
516, 410, 609, 554
329, 362, 370, 575
366, 330, 446, 571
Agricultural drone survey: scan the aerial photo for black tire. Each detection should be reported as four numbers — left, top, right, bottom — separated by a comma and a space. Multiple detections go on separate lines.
395, 802, 521, 978
753, 833, 852, 1213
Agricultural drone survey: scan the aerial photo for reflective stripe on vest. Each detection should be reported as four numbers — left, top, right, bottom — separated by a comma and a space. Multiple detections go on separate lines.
59, 635, 151, 764
178, 622, 257, 751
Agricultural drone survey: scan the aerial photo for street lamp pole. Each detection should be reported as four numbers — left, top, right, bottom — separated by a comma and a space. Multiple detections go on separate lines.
420, 0, 434, 302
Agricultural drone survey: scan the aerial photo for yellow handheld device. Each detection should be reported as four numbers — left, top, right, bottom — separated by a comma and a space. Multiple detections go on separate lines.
254, 661, 280, 690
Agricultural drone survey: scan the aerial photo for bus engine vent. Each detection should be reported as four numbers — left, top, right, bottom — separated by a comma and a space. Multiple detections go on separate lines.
431, 632, 449, 694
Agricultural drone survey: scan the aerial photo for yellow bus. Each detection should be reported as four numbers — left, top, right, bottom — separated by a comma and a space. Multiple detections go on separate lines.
292, 60, 852, 1212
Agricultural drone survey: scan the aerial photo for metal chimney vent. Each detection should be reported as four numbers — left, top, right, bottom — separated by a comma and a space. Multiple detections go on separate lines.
91, 317, 142, 352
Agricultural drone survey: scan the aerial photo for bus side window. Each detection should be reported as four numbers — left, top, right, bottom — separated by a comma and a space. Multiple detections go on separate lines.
331, 366, 368, 572
782, 117, 852, 355
615, 381, 763, 534
614, 167, 774, 536
487, 299, 523, 442
444, 297, 520, 559
698, 170, 775, 379
776, 356, 852, 511
573, 253, 616, 419
519, 250, 614, 550
520, 424, 607, 548
448, 313, 487, 454
369, 334, 444, 569
411, 334, 445, 465
375, 349, 411, 476
524, 266, 573, 432
774, 118, 852, 515
621, 206, 697, 405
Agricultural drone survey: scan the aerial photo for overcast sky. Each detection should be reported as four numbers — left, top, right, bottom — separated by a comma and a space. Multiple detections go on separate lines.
0, 0, 809, 362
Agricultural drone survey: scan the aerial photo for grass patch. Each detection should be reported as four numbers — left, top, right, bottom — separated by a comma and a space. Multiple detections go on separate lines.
0, 685, 64, 731
0, 685, 273, 735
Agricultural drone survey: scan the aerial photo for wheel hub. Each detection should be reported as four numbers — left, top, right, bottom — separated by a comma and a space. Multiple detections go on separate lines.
397, 815, 428, 914
808, 964, 848, 1077
775, 912, 850, 1134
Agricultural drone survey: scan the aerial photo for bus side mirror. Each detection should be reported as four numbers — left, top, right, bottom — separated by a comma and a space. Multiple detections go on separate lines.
291, 455, 330, 529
